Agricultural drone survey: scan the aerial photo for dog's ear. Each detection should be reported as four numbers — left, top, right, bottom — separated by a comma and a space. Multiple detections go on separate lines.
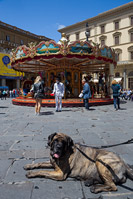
67, 136, 74, 148
48, 133, 57, 146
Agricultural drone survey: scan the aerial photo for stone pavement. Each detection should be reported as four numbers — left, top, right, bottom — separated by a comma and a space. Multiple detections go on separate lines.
0, 98, 133, 199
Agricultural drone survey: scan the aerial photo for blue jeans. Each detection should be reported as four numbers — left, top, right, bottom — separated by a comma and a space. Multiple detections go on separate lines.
83, 99, 89, 109
113, 96, 120, 109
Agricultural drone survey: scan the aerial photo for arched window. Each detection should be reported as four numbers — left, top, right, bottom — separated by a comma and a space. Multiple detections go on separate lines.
114, 48, 122, 61
128, 71, 133, 89
128, 71, 133, 77
115, 72, 120, 77
128, 28, 133, 42
99, 35, 107, 47
128, 46, 133, 60
113, 32, 121, 45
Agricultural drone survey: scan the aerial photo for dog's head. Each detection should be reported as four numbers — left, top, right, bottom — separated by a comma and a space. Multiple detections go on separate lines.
47, 133, 74, 159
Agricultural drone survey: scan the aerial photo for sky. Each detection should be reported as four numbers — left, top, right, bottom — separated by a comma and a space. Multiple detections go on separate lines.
0, 0, 132, 42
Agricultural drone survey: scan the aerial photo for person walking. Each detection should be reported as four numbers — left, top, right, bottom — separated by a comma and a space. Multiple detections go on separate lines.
33, 76, 44, 115
82, 77, 91, 110
2, 90, 7, 100
111, 80, 121, 111
53, 77, 64, 112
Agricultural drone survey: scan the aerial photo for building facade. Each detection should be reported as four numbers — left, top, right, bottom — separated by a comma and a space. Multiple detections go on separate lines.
0, 20, 51, 89
58, 2, 133, 89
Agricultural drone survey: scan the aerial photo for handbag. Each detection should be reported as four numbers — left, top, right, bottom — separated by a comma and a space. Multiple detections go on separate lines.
79, 93, 83, 98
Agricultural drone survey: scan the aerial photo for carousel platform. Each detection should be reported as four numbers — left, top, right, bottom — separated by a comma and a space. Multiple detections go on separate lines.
12, 97, 113, 107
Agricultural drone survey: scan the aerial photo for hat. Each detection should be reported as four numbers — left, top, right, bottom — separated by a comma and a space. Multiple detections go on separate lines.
111, 80, 118, 85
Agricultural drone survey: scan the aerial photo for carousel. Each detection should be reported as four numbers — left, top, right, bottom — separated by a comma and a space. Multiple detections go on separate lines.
10, 33, 116, 107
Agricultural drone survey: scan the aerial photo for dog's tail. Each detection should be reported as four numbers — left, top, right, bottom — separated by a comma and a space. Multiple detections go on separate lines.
126, 164, 133, 180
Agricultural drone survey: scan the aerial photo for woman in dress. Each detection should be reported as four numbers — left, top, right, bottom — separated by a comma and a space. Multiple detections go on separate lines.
33, 76, 44, 115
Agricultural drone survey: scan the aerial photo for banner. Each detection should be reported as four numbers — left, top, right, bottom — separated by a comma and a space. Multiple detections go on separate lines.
0, 53, 24, 79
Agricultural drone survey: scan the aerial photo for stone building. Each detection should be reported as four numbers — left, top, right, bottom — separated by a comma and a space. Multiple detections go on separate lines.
0, 20, 51, 89
58, 2, 133, 89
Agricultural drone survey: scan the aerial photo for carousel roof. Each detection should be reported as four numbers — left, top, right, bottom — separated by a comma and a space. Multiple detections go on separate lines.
11, 34, 117, 73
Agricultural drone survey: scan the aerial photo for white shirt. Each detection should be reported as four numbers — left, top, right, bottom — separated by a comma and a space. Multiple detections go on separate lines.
53, 82, 64, 97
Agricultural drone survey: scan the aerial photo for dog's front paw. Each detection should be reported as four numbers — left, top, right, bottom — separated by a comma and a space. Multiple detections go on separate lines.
90, 185, 100, 194
23, 164, 32, 170
26, 171, 34, 178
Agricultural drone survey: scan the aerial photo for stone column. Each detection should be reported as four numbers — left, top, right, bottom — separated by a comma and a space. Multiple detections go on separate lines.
72, 71, 74, 95
78, 71, 81, 94
123, 69, 126, 89
16, 79, 20, 89
2, 78, 6, 86
109, 64, 114, 99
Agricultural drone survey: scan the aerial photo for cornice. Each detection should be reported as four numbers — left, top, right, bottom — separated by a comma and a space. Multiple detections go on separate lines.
0, 20, 51, 41
58, 2, 133, 33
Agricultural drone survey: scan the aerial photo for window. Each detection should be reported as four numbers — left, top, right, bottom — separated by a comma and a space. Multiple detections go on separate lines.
131, 33, 133, 42
66, 35, 69, 41
128, 46, 133, 60
76, 33, 79, 40
20, 40, 24, 45
115, 72, 120, 77
131, 16, 133, 26
131, 51, 133, 60
128, 28, 133, 42
115, 36, 119, 45
116, 53, 120, 61
99, 35, 106, 46
101, 40, 105, 46
6, 35, 10, 42
128, 78, 133, 89
101, 25, 105, 34
115, 21, 119, 30
115, 48, 122, 61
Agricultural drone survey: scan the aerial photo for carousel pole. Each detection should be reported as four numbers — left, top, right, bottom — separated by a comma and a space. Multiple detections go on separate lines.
72, 71, 74, 96
78, 71, 81, 95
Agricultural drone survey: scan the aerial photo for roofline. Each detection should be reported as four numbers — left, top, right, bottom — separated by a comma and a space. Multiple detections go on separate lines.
58, 2, 133, 33
0, 20, 51, 41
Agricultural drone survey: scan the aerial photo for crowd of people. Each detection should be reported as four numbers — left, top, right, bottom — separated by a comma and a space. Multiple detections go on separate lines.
0, 89, 8, 100
1, 76, 132, 114
0, 88, 21, 100
111, 80, 133, 111
120, 89, 133, 101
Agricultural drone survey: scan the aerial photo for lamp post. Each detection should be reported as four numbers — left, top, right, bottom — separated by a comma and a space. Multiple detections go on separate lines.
85, 22, 90, 41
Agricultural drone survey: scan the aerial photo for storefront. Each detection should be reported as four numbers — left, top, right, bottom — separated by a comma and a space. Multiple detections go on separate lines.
0, 53, 24, 90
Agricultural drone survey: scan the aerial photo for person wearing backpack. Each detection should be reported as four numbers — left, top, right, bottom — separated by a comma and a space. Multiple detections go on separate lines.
111, 80, 121, 111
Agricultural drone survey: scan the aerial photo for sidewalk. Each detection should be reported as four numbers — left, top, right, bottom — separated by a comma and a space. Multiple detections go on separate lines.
0, 98, 133, 199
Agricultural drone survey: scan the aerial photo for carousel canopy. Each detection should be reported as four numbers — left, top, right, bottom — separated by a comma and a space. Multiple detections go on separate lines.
11, 34, 117, 73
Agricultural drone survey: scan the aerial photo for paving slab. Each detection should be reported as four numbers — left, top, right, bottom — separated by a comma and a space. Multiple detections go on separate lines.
0, 182, 33, 199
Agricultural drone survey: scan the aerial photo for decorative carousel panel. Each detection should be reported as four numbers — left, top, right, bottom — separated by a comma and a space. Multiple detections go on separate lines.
36, 41, 60, 54
107, 48, 113, 58
101, 47, 113, 59
16, 49, 26, 59
69, 42, 93, 54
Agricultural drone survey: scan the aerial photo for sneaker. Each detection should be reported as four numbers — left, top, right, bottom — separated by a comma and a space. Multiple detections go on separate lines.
58, 110, 62, 112
55, 110, 58, 112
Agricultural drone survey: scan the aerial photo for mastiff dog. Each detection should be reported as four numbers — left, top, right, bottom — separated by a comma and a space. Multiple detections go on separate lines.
24, 133, 133, 194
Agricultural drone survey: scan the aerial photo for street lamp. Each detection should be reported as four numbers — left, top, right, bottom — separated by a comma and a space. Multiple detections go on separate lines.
85, 22, 90, 41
